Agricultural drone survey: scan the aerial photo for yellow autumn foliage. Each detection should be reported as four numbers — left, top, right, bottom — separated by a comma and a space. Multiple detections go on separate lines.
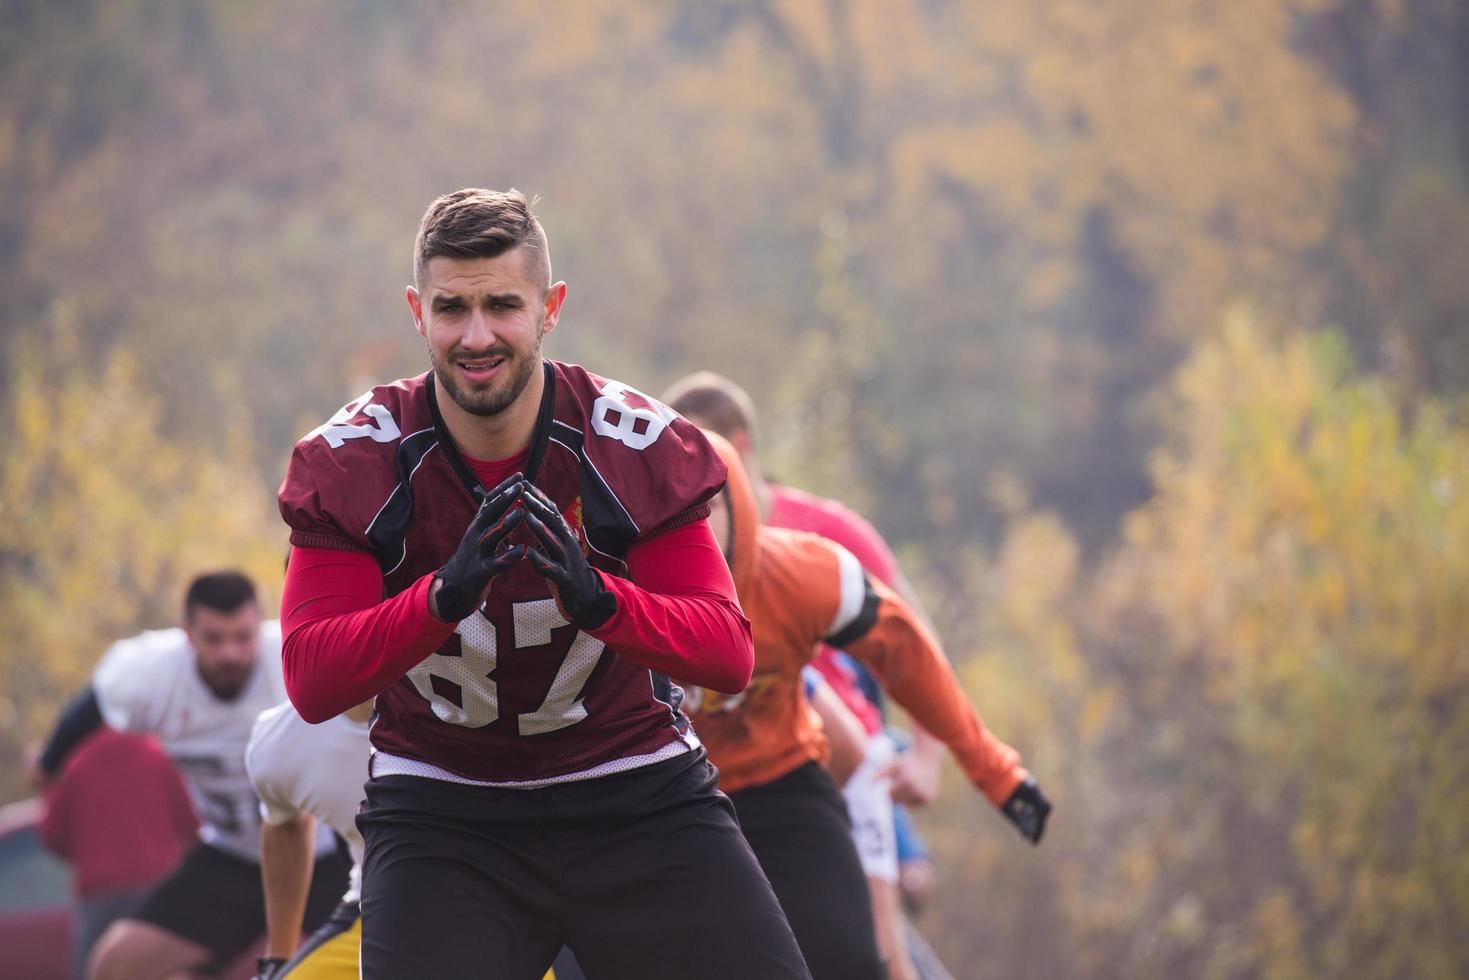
916, 312, 1469, 977
0, 318, 286, 800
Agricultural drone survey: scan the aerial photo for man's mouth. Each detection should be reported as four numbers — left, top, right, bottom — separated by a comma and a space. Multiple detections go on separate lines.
456, 353, 508, 382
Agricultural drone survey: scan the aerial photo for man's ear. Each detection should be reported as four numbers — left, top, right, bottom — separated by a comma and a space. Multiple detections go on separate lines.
541, 282, 568, 336
407, 285, 426, 338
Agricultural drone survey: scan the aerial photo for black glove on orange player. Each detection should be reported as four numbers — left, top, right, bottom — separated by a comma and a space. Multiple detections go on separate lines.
432, 473, 526, 622
522, 482, 618, 630
1000, 777, 1051, 844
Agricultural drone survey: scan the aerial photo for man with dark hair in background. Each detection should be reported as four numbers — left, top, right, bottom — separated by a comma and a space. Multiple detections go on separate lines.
34, 572, 349, 980
277, 188, 809, 979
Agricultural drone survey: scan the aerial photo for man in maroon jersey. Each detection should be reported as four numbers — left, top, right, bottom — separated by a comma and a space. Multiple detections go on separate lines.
277, 189, 809, 979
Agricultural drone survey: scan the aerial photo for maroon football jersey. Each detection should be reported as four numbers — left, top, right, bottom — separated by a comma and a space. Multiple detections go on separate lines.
279, 360, 726, 783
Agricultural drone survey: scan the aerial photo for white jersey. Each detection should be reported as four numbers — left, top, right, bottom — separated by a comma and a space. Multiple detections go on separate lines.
92, 621, 333, 861
246, 701, 370, 902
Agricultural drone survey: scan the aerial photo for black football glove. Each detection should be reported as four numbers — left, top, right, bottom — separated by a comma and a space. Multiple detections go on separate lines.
432, 473, 527, 622
253, 957, 288, 980
522, 482, 618, 630
1000, 777, 1051, 844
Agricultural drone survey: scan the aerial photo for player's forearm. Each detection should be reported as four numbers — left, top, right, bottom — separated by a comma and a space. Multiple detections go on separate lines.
282, 547, 456, 722
909, 723, 946, 761
848, 595, 1026, 805
810, 680, 867, 788
589, 520, 754, 693
38, 687, 104, 776
591, 576, 754, 693
283, 573, 455, 723
260, 814, 316, 959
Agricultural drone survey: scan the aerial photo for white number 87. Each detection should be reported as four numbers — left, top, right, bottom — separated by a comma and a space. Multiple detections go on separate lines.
407, 600, 606, 735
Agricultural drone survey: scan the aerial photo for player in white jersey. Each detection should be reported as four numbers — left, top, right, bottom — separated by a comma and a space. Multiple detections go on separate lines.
245, 701, 583, 980
35, 572, 351, 980
246, 699, 370, 980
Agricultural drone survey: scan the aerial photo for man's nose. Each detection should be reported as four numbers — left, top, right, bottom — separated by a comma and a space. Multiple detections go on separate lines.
463, 308, 497, 348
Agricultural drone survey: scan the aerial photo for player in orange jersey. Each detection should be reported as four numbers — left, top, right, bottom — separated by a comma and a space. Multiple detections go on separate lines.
678, 432, 1051, 980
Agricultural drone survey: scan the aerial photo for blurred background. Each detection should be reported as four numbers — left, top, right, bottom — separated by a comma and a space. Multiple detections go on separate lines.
1, 0, 1466, 976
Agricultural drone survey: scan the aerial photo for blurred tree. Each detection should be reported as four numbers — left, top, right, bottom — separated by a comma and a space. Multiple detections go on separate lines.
916, 313, 1469, 977
0, 0, 1366, 549
1312, 0, 1469, 397
3, 6, 1468, 971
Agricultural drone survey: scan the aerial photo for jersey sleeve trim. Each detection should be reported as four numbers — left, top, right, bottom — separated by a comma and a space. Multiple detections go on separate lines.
288, 530, 373, 553
646, 502, 712, 538
825, 546, 881, 647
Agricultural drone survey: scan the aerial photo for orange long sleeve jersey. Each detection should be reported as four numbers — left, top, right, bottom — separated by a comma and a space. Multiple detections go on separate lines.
682, 433, 1028, 801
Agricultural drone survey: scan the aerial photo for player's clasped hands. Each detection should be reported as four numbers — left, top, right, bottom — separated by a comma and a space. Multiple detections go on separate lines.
522, 482, 617, 630
432, 475, 618, 629
431, 473, 528, 621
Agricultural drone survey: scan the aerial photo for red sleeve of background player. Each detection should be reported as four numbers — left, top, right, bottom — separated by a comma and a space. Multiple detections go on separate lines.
282, 519, 751, 721
590, 518, 752, 694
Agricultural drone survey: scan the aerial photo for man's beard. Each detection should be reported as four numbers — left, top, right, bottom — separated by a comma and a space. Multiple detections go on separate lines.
434, 334, 542, 418
199, 663, 251, 701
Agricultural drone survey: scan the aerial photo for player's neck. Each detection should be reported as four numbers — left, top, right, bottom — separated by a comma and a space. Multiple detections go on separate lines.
439, 363, 545, 462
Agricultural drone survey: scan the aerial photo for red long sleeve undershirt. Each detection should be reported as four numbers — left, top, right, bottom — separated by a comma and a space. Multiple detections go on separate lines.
280, 519, 752, 723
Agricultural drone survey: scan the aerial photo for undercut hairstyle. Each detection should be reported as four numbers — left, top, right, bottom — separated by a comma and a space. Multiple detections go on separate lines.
184, 571, 258, 620
413, 187, 551, 291
662, 371, 757, 441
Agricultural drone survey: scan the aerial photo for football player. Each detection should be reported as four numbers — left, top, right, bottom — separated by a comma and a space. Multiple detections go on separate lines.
680, 431, 1052, 980
244, 699, 582, 980
36, 729, 198, 977
244, 699, 370, 980
666, 371, 985, 977
276, 189, 810, 979
33, 572, 349, 980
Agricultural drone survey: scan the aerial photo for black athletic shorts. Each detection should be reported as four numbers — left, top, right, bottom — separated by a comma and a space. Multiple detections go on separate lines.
357, 748, 812, 980
730, 762, 886, 980
134, 838, 351, 975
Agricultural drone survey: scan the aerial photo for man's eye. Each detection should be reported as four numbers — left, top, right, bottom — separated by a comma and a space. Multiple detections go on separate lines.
440, 304, 463, 314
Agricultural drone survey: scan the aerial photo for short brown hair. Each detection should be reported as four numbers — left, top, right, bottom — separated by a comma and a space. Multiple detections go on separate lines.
414, 188, 551, 290
662, 371, 757, 441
